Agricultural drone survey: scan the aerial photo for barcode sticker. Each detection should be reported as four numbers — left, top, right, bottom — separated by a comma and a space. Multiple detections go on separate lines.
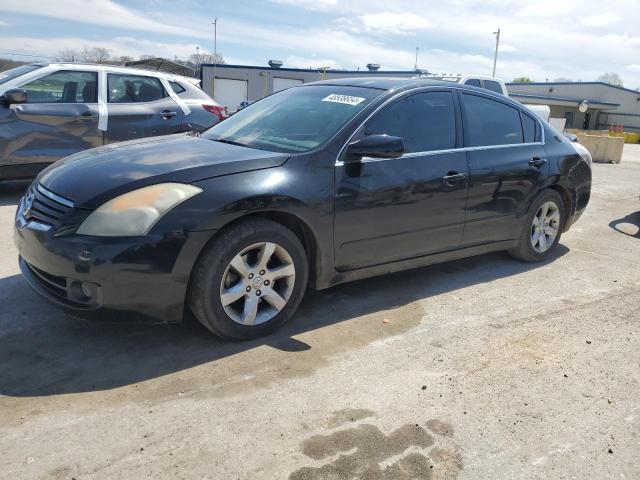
322, 94, 366, 106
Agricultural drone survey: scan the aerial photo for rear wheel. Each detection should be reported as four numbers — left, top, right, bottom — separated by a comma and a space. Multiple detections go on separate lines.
509, 189, 565, 262
189, 218, 308, 340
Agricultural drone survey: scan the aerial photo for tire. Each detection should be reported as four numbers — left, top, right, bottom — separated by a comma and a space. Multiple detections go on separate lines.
508, 189, 565, 262
188, 218, 309, 341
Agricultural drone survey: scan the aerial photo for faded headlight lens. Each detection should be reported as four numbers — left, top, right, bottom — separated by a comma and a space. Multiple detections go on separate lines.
77, 183, 202, 236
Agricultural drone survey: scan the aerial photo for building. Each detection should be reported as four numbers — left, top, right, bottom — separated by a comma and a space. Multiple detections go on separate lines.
507, 82, 640, 132
201, 61, 424, 112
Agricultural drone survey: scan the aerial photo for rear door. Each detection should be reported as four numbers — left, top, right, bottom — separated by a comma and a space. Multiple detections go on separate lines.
2, 69, 101, 176
460, 92, 548, 245
334, 89, 469, 270
104, 73, 183, 144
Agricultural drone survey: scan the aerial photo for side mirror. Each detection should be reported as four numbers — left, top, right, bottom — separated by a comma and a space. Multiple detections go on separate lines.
1, 88, 27, 105
346, 135, 405, 162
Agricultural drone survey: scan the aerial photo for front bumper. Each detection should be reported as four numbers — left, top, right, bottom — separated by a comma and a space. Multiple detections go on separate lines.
14, 217, 214, 323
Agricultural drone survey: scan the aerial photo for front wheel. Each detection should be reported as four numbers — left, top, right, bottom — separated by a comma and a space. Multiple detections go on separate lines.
188, 218, 309, 340
509, 189, 565, 262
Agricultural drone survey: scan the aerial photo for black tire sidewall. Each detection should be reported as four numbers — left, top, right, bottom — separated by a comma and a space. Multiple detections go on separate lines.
192, 220, 308, 340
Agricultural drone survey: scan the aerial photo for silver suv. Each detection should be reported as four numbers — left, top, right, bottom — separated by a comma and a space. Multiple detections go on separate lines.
0, 63, 226, 180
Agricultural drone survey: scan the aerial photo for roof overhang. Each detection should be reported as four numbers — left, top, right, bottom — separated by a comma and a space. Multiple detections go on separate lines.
510, 93, 619, 110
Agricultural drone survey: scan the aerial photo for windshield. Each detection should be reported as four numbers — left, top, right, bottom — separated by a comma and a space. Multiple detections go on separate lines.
0, 64, 44, 86
203, 85, 382, 153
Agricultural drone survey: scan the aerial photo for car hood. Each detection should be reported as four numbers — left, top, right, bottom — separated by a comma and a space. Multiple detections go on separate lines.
38, 134, 290, 208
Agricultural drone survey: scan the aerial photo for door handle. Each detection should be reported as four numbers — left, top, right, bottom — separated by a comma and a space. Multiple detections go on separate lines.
529, 157, 547, 168
160, 110, 177, 119
442, 172, 467, 185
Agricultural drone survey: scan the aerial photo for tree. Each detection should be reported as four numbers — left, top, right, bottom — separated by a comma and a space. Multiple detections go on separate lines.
597, 72, 623, 86
81, 47, 110, 64
554, 77, 572, 82
513, 76, 532, 83
189, 52, 225, 66
57, 49, 81, 62
0, 57, 27, 72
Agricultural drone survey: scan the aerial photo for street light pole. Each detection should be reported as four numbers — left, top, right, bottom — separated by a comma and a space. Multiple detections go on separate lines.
492, 28, 500, 77
212, 17, 218, 96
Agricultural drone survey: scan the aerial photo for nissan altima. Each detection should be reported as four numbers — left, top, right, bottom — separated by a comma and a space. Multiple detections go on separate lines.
14, 78, 592, 340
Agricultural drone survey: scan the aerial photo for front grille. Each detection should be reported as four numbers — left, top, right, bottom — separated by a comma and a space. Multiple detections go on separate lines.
24, 183, 74, 227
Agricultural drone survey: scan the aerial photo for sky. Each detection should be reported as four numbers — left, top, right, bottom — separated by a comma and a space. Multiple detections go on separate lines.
0, 0, 639, 87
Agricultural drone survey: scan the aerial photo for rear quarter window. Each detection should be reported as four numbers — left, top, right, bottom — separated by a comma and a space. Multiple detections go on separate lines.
521, 112, 537, 143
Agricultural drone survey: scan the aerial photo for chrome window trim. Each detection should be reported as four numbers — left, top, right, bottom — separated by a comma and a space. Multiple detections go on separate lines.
336, 142, 545, 166
36, 183, 74, 208
334, 86, 547, 167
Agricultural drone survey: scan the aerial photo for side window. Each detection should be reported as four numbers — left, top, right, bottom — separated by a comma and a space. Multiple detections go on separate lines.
521, 112, 537, 143
483, 80, 503, 94
364, 91, 456, 153
462, 93, 523, 147
464, 79, 482, 88
107, 74, 166, 103
21, 71, 97, 104
169, 81, 186, 94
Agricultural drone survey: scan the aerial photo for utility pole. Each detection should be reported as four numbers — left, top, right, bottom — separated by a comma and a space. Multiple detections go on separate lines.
212, 17, 218, 96
492, 28, 500, 77
414, 47, 419, 71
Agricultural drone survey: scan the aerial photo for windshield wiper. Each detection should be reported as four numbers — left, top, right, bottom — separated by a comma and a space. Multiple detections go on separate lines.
211, 138, 249, 148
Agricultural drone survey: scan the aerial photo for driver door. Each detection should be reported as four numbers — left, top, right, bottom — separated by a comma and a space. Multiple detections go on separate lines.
3, 70, 102, 177
334, 90, 469, 270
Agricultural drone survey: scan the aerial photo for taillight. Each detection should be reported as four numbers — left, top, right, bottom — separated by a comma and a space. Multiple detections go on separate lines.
202, 104, 227, 121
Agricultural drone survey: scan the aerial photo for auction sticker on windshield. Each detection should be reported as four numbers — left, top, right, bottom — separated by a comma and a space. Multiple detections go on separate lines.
322, 94, 366, 106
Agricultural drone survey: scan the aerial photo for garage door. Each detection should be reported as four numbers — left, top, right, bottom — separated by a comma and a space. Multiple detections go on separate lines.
213, 78, 248, 112
273, 77, 303, 93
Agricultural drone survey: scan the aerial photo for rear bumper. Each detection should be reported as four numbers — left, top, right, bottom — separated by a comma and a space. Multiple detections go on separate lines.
14, 224, 214, 323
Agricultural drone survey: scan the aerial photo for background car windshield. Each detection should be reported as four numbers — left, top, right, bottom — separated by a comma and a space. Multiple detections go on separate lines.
203, 85, 381, 153
0, 64, 44, 85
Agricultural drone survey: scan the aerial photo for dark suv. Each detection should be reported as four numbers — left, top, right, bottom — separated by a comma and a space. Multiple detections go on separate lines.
14, 78, 592, 340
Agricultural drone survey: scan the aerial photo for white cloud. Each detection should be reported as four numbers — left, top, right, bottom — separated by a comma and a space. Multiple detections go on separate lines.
356, 13, 433, 34
625, 64, 640, 72
0, 20, 8, 27
270, 0, 337, 10
581, 12, 621, 27
0, 0, 203, 38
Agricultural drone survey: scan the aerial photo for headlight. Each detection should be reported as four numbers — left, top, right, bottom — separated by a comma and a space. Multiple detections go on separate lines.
77, 183, 202, 236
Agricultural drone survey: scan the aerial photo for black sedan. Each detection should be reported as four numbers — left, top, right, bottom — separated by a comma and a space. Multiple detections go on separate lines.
14, 78, 592, 340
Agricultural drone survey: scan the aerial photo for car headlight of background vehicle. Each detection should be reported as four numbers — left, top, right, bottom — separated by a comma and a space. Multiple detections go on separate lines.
76, 183, 202, 236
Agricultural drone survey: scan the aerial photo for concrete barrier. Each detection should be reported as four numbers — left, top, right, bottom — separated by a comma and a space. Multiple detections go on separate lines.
573, 133, 624, 163
566, 129, 640, 144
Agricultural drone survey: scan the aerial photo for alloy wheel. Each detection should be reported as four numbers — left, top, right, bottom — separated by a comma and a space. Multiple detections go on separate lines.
219, 242, 296, 325
531, 201, 560, 253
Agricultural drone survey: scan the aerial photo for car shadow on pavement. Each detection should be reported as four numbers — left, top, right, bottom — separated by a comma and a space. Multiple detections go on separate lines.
0, 244, 568, 398
609, 211, 640, 238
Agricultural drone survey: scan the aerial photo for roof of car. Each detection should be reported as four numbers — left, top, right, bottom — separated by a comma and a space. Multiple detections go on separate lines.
34, 63, 199, 83
305, 76, 487, 92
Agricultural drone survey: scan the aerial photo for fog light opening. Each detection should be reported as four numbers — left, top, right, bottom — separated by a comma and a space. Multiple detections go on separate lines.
70, 281, 99, 303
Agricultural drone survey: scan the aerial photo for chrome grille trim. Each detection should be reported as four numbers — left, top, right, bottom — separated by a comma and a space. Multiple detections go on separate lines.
36, 183, 74, 208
